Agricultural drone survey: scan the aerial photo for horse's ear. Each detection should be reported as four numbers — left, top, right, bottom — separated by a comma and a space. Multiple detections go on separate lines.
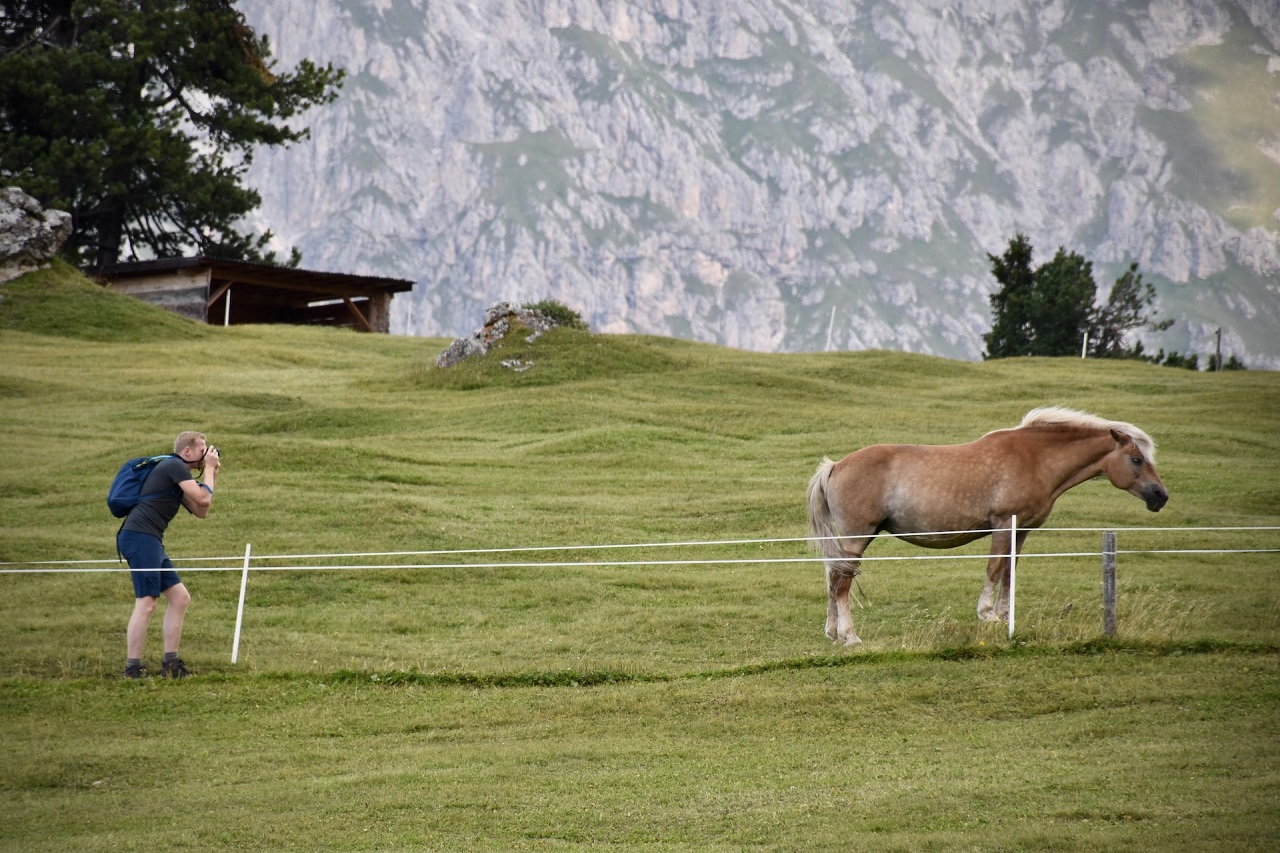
1109, 428, 1128, 446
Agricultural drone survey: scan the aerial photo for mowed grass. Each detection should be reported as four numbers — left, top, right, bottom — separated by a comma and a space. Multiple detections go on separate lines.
4, 654, 1275, 852
1, 262, 1278, 851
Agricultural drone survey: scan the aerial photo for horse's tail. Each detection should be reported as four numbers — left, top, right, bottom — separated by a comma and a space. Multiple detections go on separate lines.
807, 457, 861, 578
807, 457, 838, 548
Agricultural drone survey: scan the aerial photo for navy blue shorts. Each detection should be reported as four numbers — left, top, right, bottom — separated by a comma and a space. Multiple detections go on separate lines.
117, 530, 181, 598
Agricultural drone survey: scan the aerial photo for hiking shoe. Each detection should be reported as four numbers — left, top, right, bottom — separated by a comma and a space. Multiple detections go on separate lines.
123, 663, 149, 679
161, 658, 191, 679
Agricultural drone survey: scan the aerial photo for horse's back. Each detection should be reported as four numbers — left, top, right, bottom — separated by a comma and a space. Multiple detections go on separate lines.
832, 436, 1003, 480
830, 442, 957, 481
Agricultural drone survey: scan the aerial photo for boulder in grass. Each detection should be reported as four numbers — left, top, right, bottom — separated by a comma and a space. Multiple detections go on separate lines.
436, 301, 579, 368
0, 187, 72, 284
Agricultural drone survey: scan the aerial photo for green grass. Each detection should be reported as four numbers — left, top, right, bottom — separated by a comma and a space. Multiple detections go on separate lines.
1, 266, 1278, 850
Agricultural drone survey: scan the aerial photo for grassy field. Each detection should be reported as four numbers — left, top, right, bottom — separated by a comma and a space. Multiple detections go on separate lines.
1, 263, 1278, 851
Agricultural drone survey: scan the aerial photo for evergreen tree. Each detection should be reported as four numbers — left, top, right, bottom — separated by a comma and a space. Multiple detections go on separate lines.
1028, 248, 1095, 356
1086, 262, 1173, 357
981, 233, 1036, 359
983, 235, 1095, 359
0, 0, 343, 269
984, 236, 1173, 361
1210, 353, 1247, 371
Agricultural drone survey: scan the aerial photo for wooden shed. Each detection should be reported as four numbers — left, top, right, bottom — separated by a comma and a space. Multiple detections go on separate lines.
97, 256, 415, 333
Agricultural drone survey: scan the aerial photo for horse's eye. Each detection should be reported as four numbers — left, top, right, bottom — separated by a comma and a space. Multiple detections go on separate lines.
1131, 456, 1143, 466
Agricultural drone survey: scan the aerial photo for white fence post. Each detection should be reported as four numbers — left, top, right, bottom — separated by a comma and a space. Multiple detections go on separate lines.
1008, 515, 1017, 639
232, 543, 251, 663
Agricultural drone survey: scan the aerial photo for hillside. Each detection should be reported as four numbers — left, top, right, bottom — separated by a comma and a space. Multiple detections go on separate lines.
0, 261, 211, 342
236, 0, 1280, 367
2, 264, 1277, 567
2, 267, 1278, 850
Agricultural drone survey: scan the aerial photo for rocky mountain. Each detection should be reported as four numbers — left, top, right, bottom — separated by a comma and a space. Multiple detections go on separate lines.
236, 0, 1280, 367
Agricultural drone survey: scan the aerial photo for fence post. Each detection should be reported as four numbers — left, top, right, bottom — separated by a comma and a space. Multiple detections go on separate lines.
1102, 531, 1117, 637
232, 543, 251, 663
1008, 515, 1017, 639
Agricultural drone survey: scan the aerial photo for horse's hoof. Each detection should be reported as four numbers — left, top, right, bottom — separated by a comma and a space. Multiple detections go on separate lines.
842, 636, 862, 647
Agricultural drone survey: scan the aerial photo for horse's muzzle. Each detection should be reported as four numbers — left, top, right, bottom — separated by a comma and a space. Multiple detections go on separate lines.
1144, 485, 1169, 512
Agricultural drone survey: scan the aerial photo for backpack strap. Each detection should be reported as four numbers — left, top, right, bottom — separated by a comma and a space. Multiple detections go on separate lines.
130, 455, 185, 508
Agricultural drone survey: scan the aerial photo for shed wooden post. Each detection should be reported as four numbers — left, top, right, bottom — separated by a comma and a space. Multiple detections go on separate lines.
368, 291, 392, 332
1102, 531, 1117, 637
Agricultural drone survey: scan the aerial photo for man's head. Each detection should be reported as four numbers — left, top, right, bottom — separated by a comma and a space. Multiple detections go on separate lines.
174, 431, 208, 465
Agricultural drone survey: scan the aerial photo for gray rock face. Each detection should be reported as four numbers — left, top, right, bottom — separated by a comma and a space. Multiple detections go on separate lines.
436, 301, 567, 368
237, 0, 1280, 367
0, 187, 72, 283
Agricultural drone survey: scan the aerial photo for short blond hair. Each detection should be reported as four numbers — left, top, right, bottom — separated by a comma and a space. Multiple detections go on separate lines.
174, 431, 207, 454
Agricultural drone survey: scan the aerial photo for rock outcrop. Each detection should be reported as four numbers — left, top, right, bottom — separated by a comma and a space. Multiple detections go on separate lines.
436, 301, 569, 368
0, 187, 72, 283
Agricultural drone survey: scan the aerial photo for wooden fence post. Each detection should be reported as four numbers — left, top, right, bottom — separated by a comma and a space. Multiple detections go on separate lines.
1102, 531, 1117, 637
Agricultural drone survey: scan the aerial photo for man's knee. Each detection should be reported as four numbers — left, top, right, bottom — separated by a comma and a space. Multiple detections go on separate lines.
164, 584, 191, 610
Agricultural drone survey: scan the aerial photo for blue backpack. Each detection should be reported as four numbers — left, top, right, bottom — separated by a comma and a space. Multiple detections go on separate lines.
107, 455, 180, 518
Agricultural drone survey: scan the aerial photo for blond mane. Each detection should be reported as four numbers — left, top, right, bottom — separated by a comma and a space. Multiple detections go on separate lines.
1017, 406, 1156, 463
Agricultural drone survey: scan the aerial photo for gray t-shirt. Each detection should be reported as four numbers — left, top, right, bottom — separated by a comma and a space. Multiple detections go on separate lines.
120, 456, 194, 540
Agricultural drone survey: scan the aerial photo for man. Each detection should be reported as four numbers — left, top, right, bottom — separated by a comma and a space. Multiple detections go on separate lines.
118, 431, 221, 679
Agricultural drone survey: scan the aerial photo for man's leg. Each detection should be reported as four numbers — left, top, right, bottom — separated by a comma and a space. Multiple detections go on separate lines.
161, 582, 191, 655
127, 596, 158, 659
119, 531, 169, 677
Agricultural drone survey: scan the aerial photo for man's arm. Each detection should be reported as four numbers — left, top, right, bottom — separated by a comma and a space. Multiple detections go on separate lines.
179, 447, 219, 518
179, 480, 213, 518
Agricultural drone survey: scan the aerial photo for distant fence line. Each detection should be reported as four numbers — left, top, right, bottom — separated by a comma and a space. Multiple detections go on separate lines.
2, 526, 1277, 574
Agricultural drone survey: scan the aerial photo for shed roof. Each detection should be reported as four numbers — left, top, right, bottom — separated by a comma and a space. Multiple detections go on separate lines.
97, 256, 415, 332
101, 256, 414, 295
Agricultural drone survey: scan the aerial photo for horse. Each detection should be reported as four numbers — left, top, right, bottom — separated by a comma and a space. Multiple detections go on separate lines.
807, 406, 1168, 645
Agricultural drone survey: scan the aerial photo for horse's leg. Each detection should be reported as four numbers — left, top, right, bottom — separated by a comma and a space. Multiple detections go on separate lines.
827, 568, 861, 645
825, 539, 867, 646
809, 457, 874, 646
977, 527, 1027, 622
977, 551, 1006, 622
825, 561, 841, 639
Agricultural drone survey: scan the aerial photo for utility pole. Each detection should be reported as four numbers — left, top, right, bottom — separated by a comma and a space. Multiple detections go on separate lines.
1215, 328, 1222, 372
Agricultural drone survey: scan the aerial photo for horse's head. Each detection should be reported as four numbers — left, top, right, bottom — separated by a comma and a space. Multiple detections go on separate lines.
1104, 428, 1168, 511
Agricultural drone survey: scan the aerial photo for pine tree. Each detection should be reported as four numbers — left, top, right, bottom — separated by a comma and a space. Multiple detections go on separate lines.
985, 236, 1174, 361
0, 0, 343, 270
1087, 262, 1173, 358
981, 233, 1036, 359
983, 235, 1095, 359
1028, 248, 1095, 357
